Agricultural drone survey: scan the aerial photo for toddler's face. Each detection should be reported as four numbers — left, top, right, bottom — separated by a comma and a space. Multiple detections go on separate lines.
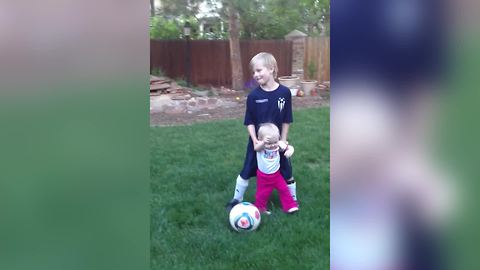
263, 136, 279, 150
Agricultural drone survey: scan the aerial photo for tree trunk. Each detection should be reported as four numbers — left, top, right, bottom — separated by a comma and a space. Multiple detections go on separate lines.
150, 0, 155, 17
227, 2, 244, 90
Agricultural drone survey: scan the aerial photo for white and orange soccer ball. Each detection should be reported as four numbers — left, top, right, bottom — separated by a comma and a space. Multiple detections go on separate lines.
229, 202, 261, 232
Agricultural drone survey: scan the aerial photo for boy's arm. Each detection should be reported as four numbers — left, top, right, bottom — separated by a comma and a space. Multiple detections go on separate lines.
280, 122, 293, 157
280, 123, 290, 141
281, 88, 293, 142
247, 124, 258, 144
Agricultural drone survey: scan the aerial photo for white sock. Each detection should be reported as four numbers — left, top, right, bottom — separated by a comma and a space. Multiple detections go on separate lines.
233, 175, 249, 202
287, 181, 297, 201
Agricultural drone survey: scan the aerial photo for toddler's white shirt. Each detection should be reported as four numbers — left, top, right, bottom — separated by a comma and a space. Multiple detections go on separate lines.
256, 147, 280, 174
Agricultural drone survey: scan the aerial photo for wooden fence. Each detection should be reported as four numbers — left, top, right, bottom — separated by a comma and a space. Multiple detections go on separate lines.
304, 37, 330, 82
150, 39, 292, 88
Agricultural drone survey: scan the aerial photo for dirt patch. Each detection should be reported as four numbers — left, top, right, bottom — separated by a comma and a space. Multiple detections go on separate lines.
150, 92, 329, 127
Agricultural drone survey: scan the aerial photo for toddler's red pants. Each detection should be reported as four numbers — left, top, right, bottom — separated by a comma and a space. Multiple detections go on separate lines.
254, 169, 298, 212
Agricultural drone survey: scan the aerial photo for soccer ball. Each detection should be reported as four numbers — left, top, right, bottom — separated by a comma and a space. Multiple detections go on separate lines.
229, 202, 261, 232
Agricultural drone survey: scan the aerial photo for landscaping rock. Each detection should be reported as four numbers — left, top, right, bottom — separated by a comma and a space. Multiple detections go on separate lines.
192, 90, 209, 97
171, 94, 191, 100
165, 106, 186, 114
207, 98, 218, 105
197, 98, 208, 106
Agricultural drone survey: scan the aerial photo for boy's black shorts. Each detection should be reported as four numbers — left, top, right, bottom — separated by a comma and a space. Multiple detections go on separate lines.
239, 138, 293, 181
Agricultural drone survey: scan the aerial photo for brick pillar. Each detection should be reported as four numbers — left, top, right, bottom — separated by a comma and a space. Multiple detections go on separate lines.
291, 37, 306, 80
285, 30, 307, 80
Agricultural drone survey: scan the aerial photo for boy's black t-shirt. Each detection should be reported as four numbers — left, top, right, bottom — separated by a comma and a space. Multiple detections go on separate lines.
244, 84, 293, 134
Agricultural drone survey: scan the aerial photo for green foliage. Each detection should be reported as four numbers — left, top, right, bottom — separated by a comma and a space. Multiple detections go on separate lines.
307, 61, 317, 80
150, 0, 214, 40
222, 0, 330, 39
224, 0, 304, 39
151, 68, 165, 77
151, 107, 330, 269
175, 78, 187, 87
175, 79, 210, 94
150, 15, 203, 40
150, 17, 181, 40
299, 0, 330, 36
155, 0, 203, 18
202, 18, 228, 40
152, 0, 330, 40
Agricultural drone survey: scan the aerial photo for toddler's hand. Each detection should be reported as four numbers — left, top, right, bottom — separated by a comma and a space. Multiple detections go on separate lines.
284, 145, 294, 158
263, 135, 273, 144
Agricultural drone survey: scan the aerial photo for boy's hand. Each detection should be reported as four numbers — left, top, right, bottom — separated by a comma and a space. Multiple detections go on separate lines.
278, 140, 289, 151
284, 145, 294, 158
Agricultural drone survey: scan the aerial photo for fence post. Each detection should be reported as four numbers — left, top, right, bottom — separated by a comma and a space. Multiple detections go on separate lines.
184, 22, 192, 87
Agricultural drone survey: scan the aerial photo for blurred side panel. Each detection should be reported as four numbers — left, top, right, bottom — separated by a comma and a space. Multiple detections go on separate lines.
330, 0, 480, 269
0, 1, 149, 270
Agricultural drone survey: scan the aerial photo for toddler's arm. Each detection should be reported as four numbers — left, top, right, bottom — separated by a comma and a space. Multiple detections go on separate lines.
253, 140, 265, 152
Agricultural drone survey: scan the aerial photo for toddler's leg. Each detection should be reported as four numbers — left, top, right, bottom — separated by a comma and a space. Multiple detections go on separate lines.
254, 178, 274, 213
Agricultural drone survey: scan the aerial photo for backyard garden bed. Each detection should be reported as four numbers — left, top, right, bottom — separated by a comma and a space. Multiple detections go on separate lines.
150, 93, 329, 127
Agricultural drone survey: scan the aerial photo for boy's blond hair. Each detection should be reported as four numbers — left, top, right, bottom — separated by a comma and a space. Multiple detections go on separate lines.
249, 52, 278, 79
257, 123, 280, 141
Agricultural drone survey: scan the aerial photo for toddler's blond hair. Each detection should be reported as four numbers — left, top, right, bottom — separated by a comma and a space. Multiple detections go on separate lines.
257, 123, 280, 141
249, 52, 278, 79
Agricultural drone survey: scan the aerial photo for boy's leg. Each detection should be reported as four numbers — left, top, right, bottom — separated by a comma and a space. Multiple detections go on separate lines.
280, 154, 297, 201
287, 178, 297, 202
226, 140, 257, 211
225, 175, 249, 213
233, 175, 249, 202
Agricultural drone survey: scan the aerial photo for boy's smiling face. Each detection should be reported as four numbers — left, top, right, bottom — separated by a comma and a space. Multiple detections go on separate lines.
252, 62, 274, 86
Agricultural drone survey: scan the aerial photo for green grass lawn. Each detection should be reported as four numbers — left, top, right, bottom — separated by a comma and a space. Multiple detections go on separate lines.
151, 107, 330, 269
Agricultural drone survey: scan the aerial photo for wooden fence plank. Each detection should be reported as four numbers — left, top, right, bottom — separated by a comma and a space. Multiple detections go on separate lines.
304, 37, 330, 82
151, 39, 293, 88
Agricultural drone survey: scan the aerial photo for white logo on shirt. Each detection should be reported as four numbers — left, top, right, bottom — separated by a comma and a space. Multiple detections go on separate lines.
278, 98, 285, 112
255, 99, 268, 103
